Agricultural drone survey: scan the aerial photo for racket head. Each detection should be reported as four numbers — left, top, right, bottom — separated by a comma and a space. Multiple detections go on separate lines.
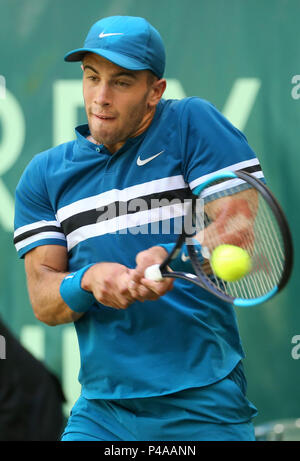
187, 170, 293, 307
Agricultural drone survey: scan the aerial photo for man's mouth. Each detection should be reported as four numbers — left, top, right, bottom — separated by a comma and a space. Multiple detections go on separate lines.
93, 114, 115, 121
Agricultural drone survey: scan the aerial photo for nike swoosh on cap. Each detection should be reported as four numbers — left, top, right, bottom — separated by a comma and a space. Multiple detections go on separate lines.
99, 32, 124, 38
137, 151, 165, 166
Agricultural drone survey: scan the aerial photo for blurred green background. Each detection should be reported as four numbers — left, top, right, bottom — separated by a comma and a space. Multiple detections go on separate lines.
0, 0, 299, 426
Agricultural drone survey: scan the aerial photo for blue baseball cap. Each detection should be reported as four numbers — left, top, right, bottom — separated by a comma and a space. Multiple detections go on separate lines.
64, 16, 165, 78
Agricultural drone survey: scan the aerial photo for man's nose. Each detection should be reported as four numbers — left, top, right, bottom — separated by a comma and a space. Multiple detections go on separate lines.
95, 82, 112, 106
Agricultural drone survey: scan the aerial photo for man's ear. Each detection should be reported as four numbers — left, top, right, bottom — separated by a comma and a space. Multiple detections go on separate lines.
148, 79, 167, 108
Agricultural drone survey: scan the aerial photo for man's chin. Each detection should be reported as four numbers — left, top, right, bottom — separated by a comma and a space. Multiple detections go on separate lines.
88, 129, 111, 145
89, 126, 125, 145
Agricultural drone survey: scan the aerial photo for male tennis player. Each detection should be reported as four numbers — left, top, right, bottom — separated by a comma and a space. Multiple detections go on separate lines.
14, 16, 261, 441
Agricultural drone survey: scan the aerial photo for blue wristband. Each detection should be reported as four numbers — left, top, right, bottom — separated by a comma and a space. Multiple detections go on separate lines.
60, 264, 95, 313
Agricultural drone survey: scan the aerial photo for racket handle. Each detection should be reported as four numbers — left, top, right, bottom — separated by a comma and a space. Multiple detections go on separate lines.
144, 264, 164, 281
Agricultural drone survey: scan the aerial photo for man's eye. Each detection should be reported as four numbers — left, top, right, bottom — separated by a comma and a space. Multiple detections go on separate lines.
116, 80, 130, 87
87, 76, 98, 82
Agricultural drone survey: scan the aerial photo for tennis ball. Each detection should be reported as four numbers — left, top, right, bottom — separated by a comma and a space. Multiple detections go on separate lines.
210, 244, 252, 282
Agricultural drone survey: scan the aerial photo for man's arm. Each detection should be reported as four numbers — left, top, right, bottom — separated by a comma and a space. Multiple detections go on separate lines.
25, 245, 82, 326
25, 244, 172, 327
201, 188, 258, 251
25, 245, 138, 326
130, 190, 259, 282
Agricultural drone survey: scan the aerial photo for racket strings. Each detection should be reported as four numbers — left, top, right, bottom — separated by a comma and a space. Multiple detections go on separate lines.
194, 178, 285, 300
253, 201, 283, 286
232, 196, 283, 297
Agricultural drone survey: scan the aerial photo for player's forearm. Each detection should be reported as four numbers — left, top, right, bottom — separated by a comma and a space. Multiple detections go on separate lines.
27, 266, 83, 326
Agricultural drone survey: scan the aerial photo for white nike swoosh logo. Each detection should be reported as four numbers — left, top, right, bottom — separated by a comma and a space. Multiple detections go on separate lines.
181, 253, 190, 262
137, 151, 164, 166
99, 32, 124, 38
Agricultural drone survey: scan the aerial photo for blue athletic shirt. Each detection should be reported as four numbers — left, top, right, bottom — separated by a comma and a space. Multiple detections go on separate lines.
14, 97, 264, 400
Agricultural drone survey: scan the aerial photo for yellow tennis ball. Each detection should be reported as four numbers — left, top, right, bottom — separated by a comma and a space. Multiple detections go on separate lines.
210, 244, 252, 282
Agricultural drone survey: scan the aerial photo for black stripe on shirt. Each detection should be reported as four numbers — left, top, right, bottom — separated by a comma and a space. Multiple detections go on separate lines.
60, 187, 194, 236
13, 225, 65, 245
237, 163, 262, 174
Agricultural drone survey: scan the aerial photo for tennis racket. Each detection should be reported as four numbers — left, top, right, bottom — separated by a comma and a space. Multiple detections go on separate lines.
145, 170, 293, 307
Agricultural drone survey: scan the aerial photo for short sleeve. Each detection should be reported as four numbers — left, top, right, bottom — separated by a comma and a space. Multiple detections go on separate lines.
180, 98, 264, 191
14, 154, 67, 258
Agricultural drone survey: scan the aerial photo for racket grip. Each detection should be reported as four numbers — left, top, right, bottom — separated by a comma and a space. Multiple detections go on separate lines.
144, 264, 164, 281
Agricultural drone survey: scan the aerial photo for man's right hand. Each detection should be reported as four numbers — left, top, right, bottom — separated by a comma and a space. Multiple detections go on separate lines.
81, 263, 137, 310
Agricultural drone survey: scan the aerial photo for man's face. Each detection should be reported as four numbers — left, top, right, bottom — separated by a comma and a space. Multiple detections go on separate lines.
82, 53, 161, 153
